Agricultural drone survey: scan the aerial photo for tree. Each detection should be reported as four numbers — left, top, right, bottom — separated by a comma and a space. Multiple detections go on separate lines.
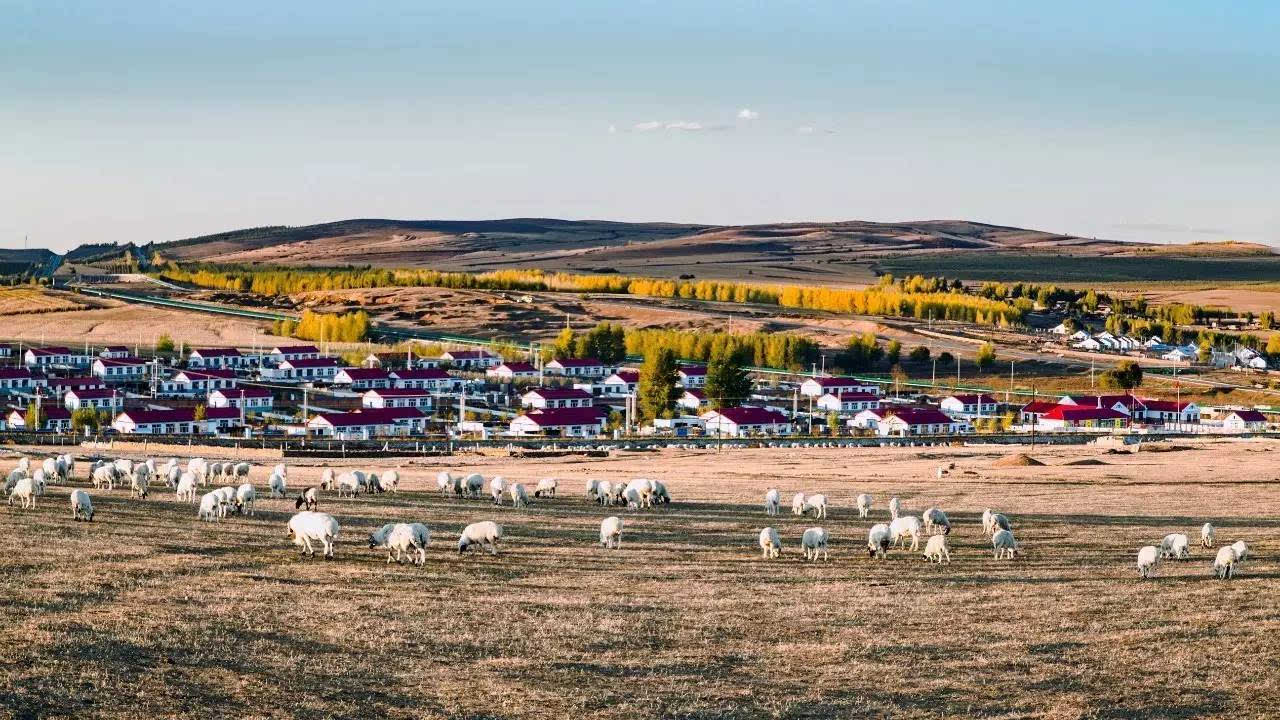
25, 403, 41, 431
890, 364, 908, 394
156, 333, 175, 353
1261, 312, 1275, 331
1267, 334, 1280, 357
579, 322, 626, 364
71, 407, 102, 433
908, 346, 930, 362
638, 348, 680, 420
838, 332, 883, 372
938, 351, 955, 366
1081, 289, 1099, 312
552, 327, 577, 358
886, 340, 902, 365
193, 404, 207, 422
1098, 360, 1144, 389
827, 410, 840, 437
1061, 317, 1078, 333
975, 342, 997, 370
1198, 340, 1213, 363
704, 347, 753, 409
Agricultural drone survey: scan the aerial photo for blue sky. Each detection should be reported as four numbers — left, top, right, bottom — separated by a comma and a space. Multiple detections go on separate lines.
3, 1, 1278, 251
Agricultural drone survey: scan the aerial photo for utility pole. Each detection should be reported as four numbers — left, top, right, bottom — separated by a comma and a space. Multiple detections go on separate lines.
932, 358, 937, 388
1090, 359, 1095, 388
1007, 360, 1014, 405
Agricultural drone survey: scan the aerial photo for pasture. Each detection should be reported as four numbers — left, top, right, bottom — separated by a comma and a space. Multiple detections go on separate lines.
2, 442, 1279, 719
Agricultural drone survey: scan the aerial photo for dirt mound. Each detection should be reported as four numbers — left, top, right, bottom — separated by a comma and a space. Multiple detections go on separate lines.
1063, 458, 1108, 466
993, 453, 1044, 467
1138, 443, 1192, 453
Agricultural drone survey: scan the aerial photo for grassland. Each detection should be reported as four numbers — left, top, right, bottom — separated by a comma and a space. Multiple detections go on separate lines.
878, 252, 1280, 284
2, 441, 1279, 718
0, 288, 86, 315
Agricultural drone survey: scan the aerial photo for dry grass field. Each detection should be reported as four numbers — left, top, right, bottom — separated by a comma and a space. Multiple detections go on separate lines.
0, 288, 87, 315
3, 440, 1280, 719
0, 299, 278, 349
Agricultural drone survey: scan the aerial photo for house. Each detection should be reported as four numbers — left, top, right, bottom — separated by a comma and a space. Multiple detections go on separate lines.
799, 376, 880, 398
1223, 410, 1268, 433
306, 408, 427, 439
1059, 394, 1139, 416
509, 407, 607, 437
1233, 347, 1268, 370
544, 357, 611, 378
677, 389, 708, 411
390, 368, 463, 392
1137, 399, 1200, 425
677, 365, 707, 388
361, 387, 435, 409
203, 406, 244, 433
92, 357, 147, 383
939, 393, 999, 419
1049, 322, 1071, 335
276, 357, 340, 381
1161, 348, 1196, 363
333, 367, 392, 390
187, 347, 246, 369
1068, 330, 1091, 342
816, 392, 881, 414
99, 345, 131, 359
46, 376, 103, 394
1037, 405, 1129, 431
269, 345, 322, 363
1073, 338, 1102, 351
601, 370, 639, 397
521, 387, 594, 409
486, 362, 538, 381
161, 369, 238, 395
208, 387, 274, 410
0, 368, 36, 393
701, 406, 793, 437
877, 407, 967, 437
850, 408, 890, 431
64, 387, 121, 411
111, 408, 204, 435
361, 352, 409, 369
440, 349, 500, 370
24, 346, 90, 369
1018, 400, 1060, 425
7, 406, 72, 432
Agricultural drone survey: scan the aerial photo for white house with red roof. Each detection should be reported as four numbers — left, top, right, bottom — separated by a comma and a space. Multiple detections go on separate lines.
1036, 405, 1129, 431
816, 392, 881, 414
850, 407, 889, 431
333, 367, 392, 390
440, 349, 500, 370
677, 365, 707, 388
1223, 410, 1268, 433
64, 387, 121, 412
362, 387, 435, 409
678, 389, 708, 411
487, 362, 538, 381
24, 346, 90, 369
799, 376, 880, 398
187, 347, 246, 369
92, 356, 147, 382
939, 393, 999, 419
544, 358, 612, 378
112, 408, 205, 435
161, 369, 237, 395
390, 368, 462, 392
306, 408, 427, 439
601, 370, 639, 397
208, 387, 274, 410
98, 345, 131, 359
1058, 394, 1141, 416
509, 407, 607, 437
7, 406, 72, 432
0, 368, 36, 393
1134, 399, 1199, 425
268, 345, 322, 363
521, 387, 594, 409
701, 406, 792, 437
1018, 400, 1060, 425
270, 357, 340, 381
876, 407, 968, 437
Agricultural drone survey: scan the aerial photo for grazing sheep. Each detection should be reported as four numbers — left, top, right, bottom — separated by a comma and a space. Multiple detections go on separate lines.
368, 522, 430, 565
606, 482, 625, 507
273, 463, 287, 480
187, 458, 208, 486
489, 476, 507, 505
92, 465, 117, 490
70, 489, 93, 521
232, 462, 251, 482
1231, 540, 1249, 565
41, 457, 59, 484
31, 469, 46, 496
922, 507, 951, 536
988, 513, 1012, 535
800, 527, 829, 562
7, 477, 36, 509
1200, 523, 1215, 549
857, 493, 873, 518
234, 483, 256, 515
16, 457, 29, 474
166, 464, 181, 488
214, 486, 237, 517
57, 454, 74, 482
113, 458, 133, 479
197, 492, 221, 522
867, 523, 891, 558
320, 467, 336, 491
791, 492, 806, 516
509, 483, 529, 508
992, 529, 1019, 560
295, 486, 319, 511
457, 520, 503, 555
596, 480, 613, 506
923, 534, 950, 563
129, 471, 149, 499
288, 511, 339, 559
268, 472, 287, 498
336, 472, 361, 498
176, 472, 198, 502
534, 477, 558, 498
464, 473, 485, 498
758, 527, 781, 559
1213, 546, 1239, 579
3, 469, 24, 495
1137, 545, 1160, 579
436, 470, 457, 494
585, 478, 601, 502
800, 494, 828, 519
624, 479, 653, 508
650, 481, 671, 505
600, 516, 624, 549
764, 488, 781, 516
208, 462, 224, 485
1160, 533, 1190, 560
890, 516, 922, 552
623, 485, 644, 510
377, 469, 400, 494
888, 496, 902, 520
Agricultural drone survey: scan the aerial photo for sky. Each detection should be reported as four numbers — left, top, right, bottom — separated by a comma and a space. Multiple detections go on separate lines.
3, 1, 1278, 251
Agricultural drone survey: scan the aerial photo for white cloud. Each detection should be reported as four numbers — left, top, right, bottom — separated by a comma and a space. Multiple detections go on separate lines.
608, 124, 617, 134
737, 108, 759, 120
633, 121, 663, 132
796, 126, 835, 135
665, 121, 704, 131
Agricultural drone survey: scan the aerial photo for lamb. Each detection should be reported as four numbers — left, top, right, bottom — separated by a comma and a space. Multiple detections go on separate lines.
288, 511, 339, 559
70, 489, 93, 521
791, 492, 806, 516
922, 507, 951, 536
321, 467, 336, 491
7, 477, 36, 509
490, 476, 507, 505
176, 472, 198, 502
650, 480, 671, 505
888, 496, 902, 520
764, 488, 781, 516
377, 470, 400, 494
890, 515, 922, 552
922, 534, 950, 563
268, 472, 287, 498
992, 529, 1019, 560
623, 486, 643, 510
1230, 540, 1249, 565
758, 527, 781, 559
595, 480, 613, 506
801, 494, 828, 519
534, 477, 558, 498
295, 486, 319, 511
867, 523, 891, 558
129, 470, 149, 499
600, 516, 624, 549
585, 478, 601, 502
1137, 545, 1160, 579
1160, 533, 1190, 560
91, 465, 117, 490
234, 483, 256, 515
1200, 522, 1215, 548
368, 522, 430, 565
856, 493, 873, 518
800, 527, 829, 562
214, 486, 237, 517
1213, 545, 1239, 579
457, 520, 503, 555
464, 473, 485, 498
336, 472, 361, 498
509, 482, 529, 508
197, 492, 221, 522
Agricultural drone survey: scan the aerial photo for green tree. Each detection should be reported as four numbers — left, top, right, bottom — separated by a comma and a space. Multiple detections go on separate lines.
638, 348, 680, 420
1061, 317, 1078, 332
156, 333, 175, 353
938, 351, 955, 366
886, 340, 902, 365
975, 342, 997, 370
1081, 289, 1099, 312
71, 407, 102, 433
579, 322, 627, 364
827, 410, 840, 437
908, 345, 930, 362
1098, 360, 1144, 389
838, 332, 883, 372
704, 347, 754, 409
1198, 340, 1213, 363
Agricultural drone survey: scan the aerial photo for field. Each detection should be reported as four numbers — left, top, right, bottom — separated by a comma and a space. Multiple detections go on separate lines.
877, 252, 1280, 285
0, 296, 281, 348
0, 288, 87, 315
3, 440, 1280, 718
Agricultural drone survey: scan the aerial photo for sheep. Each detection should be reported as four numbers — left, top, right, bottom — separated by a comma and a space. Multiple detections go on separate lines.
166, 464, 181, 488
585, 478, 601, 502
650, 481, 671, 505
70, 489, 93, 521
1137, 545, 1160, 579
41, 457, 59, 484
992, 529, 1019, 560
988, 513, 1012, 536
91, 465, 117, 490
115, 458, 135, 480
234, 483, 256, 515
7, 477, 36, 509
464, 473, 485, 498
1231, 540, 1249, 565
16, 456, 29, 474
176, 472, 198, 502
509, 482, 529, 508
231, 462, 251, 482
1160, 533, 1190, 560
606, 481, 625, 506
214, 486, 237, 517
288, 511, 339, 559
867, 523, 891, 558
922, 507, 951, 536
888, 496, 902, 520
377, 469, 400, 494
321, 467, 336, 491
625, 479, 653, 508
197, 492, 221, 522
596, 480, 613, 506
922, 534, 950, 563
856, 493, 873, 518
144, 458, 157, 478
295, 486, 319, 511
57, 454, 74, 482
208, 461, 224, 485
268, 472, 287, 498
1213, 546, 1239, 579
799, 494, 828, 519
129, 471, 149, 499
600, 516, 624, 549
758, 527, 781, 559
436, 470, 457, 494
336, 472, 361, 498
764, 488, 781, 516
457, 520, 503, 555
273, 463, 287, 480
623, 486, 644, 510
1200, 522, 1215, 549
187, 457, 208, 486
3, 468, 24, 495
890, 516, 922, 552
791, 492, 806, 516
800, 527, 829, 562
483, 475, 504, 505
31, 469, 46, 496
534, 477, 558, 499
368, 522, 430, 565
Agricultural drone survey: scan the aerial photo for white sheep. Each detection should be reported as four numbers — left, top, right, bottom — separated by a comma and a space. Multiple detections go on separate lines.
922, 507, 951, 536
368, 522, 430, 565
856, 493, 873, 518
288, 511, 339, 559
231, 462, 251, 482
623, 486, 644, 510
436, 470, 458, 495
377, 469, 400, 494
1160, 533, 1190, 560
509, 482, 529, 508
888, 496, 902, 520
1200, 522, 1215, 548
7, 477, 36, 509
70, 489, 93, 521
992, 529, 1019, 560
1213, 545, 1239, 579
988, 512, 1012, 536
214, 486, 237, 516
16, 456, 29, 474
31, 469, 46, 496
867, 523, 891, 558
336, 472, 361, 498
457, 520, 503, 555
268, 472, 287, 498
114, 458, 133, 479
534, 477, 558, 498
273, 463, 287, 480
490, 476, 507, 505
176, 472, 198, 502
585, 478, 600, 502
41, 457, 59, 484
197, 492, 220, 522
791, 492, 806, 516
1231, 540, 1249, 565
234, 483, 256, 515
129, 470, 149, 499
321, 467, 336, 491
91, 465, 117, 490
651, 480, 671, 505
890, 516, 922, 552
595, 480, 613, 506
58, 454, 75, 482
600, 516, 624, 549
758, 527, 781, 559
166, 464, 181, 488
764, 488, 781, 516
295, 486, 319, 511
922, 534, 950, 563
464, 473, 485, 498
802, 494, 828, 519
801, 527, 829, 562
1137, 545, 1160, 579
187, 457, 209, 486
607, 481, 625, 507
2, 469, 24, 496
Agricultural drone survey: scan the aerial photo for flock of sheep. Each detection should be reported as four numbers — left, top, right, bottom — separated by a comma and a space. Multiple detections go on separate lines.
0, 452, 1258, 580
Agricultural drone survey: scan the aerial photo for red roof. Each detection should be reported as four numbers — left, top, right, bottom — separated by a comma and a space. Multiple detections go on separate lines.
520, 406, 608, 426
608, 370, 639, 384
442, 349, 497, 360
1020, 401, 1060, 414
391, 368, 451, 380
191, 347, 242, 357
273, 345, 320, 355
117, 408, 198, 425
177, 369, 237, 380
12, 406, 70, 421
205, 407, 242, 420
708, 406, 789, 425
1042, 406, 1128, 422
1140, 399, 1194, 412
0, 368, 34, 380
66, 388, 117, 399
524, 388, 593, 400
678, 365, 707, 376
102, 345, 129, 352
96, 356, 146, 367
550, 357, 604, 368
492, 362, 537, 373
683, 389, 707, 399
949, 393, 996, 405
808, 376, 869, 388
1228, 410, 1267, 422
283, 357, 339, 368
337, 368, 391, 380
831, 392, 879, 402
27, 346, 74, 356
885, 407, 956, 425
